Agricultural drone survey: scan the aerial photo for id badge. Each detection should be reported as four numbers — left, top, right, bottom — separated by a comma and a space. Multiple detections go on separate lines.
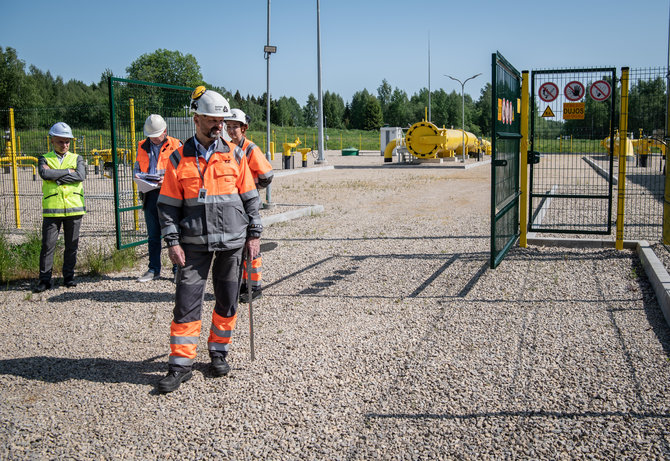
197, 188, 208, 203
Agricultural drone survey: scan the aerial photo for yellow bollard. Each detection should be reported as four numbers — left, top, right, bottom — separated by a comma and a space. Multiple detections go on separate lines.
129, 98, 139, 230
9, 108, 20, 228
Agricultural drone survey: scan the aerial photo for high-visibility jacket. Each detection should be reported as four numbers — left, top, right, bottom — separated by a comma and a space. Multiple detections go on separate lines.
157, 137, 262, 251
40, 151, 86, 217
236, 137, 274, 188
134, 136, 182, 176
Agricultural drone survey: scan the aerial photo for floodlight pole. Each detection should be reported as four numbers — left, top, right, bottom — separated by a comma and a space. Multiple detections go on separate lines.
264, 0, 277, 207
316, 0, 326, 163
445, 73, 481, 164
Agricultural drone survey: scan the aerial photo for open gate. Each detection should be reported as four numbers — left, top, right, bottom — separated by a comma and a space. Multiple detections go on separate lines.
490, 52, 522, 268
108, 77, 193, 249
529, 68, 616, 235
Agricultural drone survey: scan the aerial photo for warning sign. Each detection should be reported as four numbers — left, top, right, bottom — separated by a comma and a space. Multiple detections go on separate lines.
538, 82, 559, 102
589, 80, 611, 101
542, 106, 555, 118
563, 102, 585, 120
564, 81, 585, 101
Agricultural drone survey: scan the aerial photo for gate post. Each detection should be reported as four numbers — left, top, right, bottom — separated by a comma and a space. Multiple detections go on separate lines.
616, 68, 630, 250
520, 71, 529, 248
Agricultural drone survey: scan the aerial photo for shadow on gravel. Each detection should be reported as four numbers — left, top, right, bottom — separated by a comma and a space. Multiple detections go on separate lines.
365, 409, 670, 420
0, 354, 168, 385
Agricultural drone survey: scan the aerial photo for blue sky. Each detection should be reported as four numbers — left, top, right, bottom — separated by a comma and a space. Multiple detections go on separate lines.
2, 0, 668, 106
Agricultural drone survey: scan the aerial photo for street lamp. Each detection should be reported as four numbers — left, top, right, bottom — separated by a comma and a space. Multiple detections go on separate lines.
445, 72, 481, 163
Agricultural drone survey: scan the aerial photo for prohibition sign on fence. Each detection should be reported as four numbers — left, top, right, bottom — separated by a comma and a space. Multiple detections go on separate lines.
538, 82, 559, 102
589, 80, 611, 101
564, 81, 585, 101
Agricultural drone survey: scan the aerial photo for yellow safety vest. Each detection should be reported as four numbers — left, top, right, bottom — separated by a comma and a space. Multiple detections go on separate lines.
42, 151, 86, 217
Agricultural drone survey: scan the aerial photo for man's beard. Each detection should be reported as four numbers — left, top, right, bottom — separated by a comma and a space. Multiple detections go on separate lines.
206, 127, 220, 139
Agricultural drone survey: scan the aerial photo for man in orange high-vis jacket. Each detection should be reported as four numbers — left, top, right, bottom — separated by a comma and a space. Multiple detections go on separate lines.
133, 114, 182, 282
155, 88, 262, 393
224, 108, 274, 304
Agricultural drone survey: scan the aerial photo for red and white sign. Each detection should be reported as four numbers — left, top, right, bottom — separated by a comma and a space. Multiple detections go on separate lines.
564, 81, 585, 101
538, 82, 559, 102
589, 80, 611, 101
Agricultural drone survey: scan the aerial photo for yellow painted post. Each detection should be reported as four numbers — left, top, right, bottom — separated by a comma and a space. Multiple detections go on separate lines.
270, 142, 275, 160
9, 109, 21, 228
99, 134, 103, 150
520, 71, 529, 248
129, 98, 139, 230
72, 138, 76, 153
616, 68, 630, 250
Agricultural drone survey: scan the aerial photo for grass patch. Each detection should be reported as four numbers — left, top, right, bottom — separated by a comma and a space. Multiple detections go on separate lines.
0, 229, 139, 283
80, 243, 138, 276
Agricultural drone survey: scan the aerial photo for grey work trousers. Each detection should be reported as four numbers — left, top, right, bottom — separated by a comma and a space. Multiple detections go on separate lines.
39, 215, 83, 284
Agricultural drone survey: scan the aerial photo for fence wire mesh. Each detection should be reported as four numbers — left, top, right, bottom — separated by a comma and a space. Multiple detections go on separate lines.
529, 68, 616, 235
619, 67, 667, 242
108, 78, 193, 249
0, 105, 115, 235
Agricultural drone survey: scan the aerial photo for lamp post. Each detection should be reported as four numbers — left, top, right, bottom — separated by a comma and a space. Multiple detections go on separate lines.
445, 72, 481, 163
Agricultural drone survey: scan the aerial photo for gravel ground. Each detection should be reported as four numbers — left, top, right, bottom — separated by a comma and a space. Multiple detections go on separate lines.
1, 151, 669, 460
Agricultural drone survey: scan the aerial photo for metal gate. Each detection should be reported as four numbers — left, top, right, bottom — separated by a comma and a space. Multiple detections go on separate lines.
529, 68, 616, 235
108, 77, 193, 249
490, 52, 522, 269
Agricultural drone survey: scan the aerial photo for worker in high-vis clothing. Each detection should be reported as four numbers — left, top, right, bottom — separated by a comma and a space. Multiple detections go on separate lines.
133, 114, 182, 283
156, 87, 262, 393
34, 122, 86, 293
224, 108, 274, 303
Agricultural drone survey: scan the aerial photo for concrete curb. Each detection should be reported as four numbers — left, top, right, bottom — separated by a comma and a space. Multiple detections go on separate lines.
526, 235, 670, 328
273, 166, 334, 178
261, 205, 325, 227
636, 240, 670, 327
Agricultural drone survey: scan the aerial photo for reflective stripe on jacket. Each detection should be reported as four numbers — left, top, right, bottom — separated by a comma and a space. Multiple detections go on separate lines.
41, 152, 86, 217
134, 136, 182, 176
238, 137, 274, 188
157, 136, 262, 251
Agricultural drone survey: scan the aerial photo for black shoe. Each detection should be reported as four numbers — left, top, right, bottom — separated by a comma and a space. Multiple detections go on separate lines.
157, 370, 193, 393
64, 280, 77, 288
33, 281, 51, 293
210, 356, 230, 377
239, 288, 262, 304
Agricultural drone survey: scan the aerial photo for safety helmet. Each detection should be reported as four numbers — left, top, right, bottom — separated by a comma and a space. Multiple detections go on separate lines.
48, 122, 74, 138
143, 114, 167, 138
224, 108, 248, 126
189, 86, 231, 117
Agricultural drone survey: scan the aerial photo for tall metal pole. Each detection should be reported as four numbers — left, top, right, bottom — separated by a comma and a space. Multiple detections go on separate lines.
316, 0, 326, 163
445, 73, 481, 164
265, 0, 273, 206
428, 33, 431, 122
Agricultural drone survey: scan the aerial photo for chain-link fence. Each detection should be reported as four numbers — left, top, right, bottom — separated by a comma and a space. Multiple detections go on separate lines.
108, 78, 193, 249
0, 105, 115, 235
619, 67, 667, 242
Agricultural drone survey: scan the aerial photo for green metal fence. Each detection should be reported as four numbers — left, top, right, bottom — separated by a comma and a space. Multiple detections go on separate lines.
619, 67, 667, 242
108, 77, 193, 249
0, 105, 115, 235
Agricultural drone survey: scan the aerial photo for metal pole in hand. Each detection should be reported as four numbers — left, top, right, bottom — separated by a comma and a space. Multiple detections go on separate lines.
247, 253, 255, 361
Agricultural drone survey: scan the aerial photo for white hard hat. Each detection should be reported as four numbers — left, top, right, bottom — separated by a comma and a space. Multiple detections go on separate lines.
48, 122, 74, 138
224, 108, 248, 126
143, 114, 167, 137
189, 86, 231, 117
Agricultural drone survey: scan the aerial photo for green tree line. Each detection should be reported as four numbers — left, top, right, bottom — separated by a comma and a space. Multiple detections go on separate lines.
1, 47, 493, 135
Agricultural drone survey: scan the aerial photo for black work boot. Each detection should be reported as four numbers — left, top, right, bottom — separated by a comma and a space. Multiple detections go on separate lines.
33, 280, 52, 293
239, 287, 262, 304
210, 356, 230, 377
157, 370, 193, 393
